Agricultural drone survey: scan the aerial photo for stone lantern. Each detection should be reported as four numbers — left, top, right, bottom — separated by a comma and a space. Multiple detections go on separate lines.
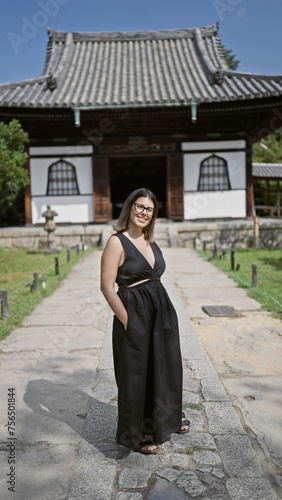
42, 205, 59, 254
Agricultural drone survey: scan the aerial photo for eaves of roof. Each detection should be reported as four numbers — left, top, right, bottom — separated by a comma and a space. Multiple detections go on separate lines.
252, 162, 282, 178
0, 24, 282, 110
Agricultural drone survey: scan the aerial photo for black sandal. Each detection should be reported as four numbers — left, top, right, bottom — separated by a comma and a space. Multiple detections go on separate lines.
177, 411, 190, 434
134, 440, 158, 455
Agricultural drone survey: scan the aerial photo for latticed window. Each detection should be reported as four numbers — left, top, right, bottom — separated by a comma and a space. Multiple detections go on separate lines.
198, 154, 231, 191
46, 159, 80, 196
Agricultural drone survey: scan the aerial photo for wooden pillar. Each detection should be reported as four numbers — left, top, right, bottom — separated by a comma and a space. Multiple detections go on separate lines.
92, 155, 112, 221
246, 138, 254, 218
167, 153, 184, 220
277, 180, 281, 217
24, 157, 32, 225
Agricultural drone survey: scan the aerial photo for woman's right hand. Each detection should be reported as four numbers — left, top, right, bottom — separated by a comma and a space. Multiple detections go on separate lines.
123, 314, 128, 331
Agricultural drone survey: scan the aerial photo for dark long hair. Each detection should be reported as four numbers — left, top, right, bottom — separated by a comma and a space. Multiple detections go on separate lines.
113, 188, 158, 242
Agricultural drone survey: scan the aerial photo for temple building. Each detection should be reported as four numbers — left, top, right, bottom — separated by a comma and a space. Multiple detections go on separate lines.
0, 23, 282, 224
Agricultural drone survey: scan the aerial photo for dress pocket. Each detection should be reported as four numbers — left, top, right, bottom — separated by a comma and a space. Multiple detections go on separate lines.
113, 314, 127, 333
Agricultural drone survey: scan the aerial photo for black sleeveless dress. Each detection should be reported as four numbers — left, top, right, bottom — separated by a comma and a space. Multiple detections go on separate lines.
112, 232, 183, 449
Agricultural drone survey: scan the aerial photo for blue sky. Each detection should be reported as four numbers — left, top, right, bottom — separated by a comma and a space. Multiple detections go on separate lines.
1, 0, 281, 83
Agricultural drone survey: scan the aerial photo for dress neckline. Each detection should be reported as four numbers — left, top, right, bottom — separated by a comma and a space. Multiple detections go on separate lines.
121, 233, 156, 270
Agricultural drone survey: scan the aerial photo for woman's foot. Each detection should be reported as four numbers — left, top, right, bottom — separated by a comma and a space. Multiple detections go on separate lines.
177, 412, 190, 434
135, 440, 158, 455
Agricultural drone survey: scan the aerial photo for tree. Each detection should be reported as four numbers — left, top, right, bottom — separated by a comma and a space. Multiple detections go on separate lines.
221, 45, 240, 70
0, 119, 29, 225
252, 128, 282, 163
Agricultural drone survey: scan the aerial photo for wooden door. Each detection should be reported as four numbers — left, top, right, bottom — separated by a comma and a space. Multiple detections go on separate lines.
92, 155, 112, 221
167, 153, 184, 220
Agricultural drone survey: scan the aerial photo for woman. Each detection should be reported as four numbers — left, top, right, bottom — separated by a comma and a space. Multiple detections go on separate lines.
100, 188, 189, 454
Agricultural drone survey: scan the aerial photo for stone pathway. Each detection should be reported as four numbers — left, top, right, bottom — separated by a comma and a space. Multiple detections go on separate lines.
67, 262, 280, 500
0, 249, 280, 499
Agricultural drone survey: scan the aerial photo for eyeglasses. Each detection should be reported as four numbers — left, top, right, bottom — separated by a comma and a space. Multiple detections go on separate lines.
133, 203, 155, 216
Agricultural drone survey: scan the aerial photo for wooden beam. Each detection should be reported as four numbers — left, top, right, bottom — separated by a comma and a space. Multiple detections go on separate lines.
246, 138, 254, 217
24, 157, 32, 225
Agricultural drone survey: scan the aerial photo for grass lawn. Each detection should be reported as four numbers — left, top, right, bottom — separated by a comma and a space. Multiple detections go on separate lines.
0, 246, 93, 340
197, 247, 282, 319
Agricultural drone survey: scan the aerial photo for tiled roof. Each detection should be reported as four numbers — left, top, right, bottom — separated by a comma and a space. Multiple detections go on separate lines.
0, 24, 282, 109
252, 163, 282, 178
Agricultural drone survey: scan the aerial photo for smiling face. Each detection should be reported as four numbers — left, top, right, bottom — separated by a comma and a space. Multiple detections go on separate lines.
129, 196, 155, 230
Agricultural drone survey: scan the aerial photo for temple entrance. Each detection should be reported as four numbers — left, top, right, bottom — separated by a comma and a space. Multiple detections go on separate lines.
110, 156, 167, 219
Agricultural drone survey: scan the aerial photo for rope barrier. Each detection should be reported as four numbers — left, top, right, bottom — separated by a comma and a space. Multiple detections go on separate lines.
4, 249, 79, 298
230, 257, 282, 285
9, 279, 35, 297
206, 246, 282, 286
197, 249, 282, 310
1, 246, 86, 320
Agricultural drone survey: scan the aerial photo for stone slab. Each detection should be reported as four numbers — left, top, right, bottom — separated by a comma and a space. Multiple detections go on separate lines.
169, 432, 217, 451
226, 478, 278, 500
218, 435, 263, 477
156, 467, 182, 482
147, 478, 187, 500
116, 494, 143, 500
193, 450, 221, 466
202, 305, 239, 317
204, 402, 245, 435
67, 444, 117, 500
176, 471, 207, 497
118, 469, 150, 489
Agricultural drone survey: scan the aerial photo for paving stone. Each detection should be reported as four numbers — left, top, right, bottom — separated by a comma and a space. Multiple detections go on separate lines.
147, 478, 187, 500
188, 359, 229, 401
156, 467, 182, 482
176, 471, 207, 497
182, 390, 200, 405
118, 469, 150, 489
189, 358, 219, 381
197, 471, 215, 486
116, 494, 143, 500
218, 435, 262, 477
183, 373, 198, 392
201, 494, 227, 500
170, 432, 217, 450
212, 468, 225, 479
204, 402, 245, 434
158, 453, 191, 469
67, 444, 117, 500
201, 377, 229, 402
226, 478, 277, 500
193, 450, 221, 466
185, 409, 205, 432
274, 474, 282, 487
200, 497, 225, 500
121, 452, 159, 470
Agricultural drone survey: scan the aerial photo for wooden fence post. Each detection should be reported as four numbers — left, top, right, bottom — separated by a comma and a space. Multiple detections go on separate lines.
67, 249, 71, 264
254, 216, 260, 249
55, 257, 59, 275
193, 238, 196, 249
231, 249, 235, 271
203, 240, 206, 253
1, 289, 9, 319
212, 244, 217, 259
76, 244, 80, 256
252, 263, 258, 286
33, 272, 39, 293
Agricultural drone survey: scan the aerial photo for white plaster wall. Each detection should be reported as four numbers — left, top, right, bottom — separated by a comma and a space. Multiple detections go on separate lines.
29, 146, 94, 223
182, 140, 247, 220
30, 156, 93, 196
183, 152, 246, 191
184, 190, 246, 219
32, 196, 94, 224
182, 140, 246, 151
